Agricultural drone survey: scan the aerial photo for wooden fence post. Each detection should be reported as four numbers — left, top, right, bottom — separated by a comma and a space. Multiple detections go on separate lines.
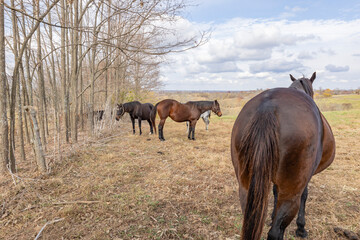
24, 106, 47, 173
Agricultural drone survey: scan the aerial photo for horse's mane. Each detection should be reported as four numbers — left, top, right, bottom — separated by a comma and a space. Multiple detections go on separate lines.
290, 78, 314, 98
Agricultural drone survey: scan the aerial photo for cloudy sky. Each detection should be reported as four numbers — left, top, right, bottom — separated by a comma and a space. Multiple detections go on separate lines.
160, 0, 360, 91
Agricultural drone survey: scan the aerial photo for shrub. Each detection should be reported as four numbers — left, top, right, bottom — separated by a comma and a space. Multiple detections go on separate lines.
322, 89, 333, 98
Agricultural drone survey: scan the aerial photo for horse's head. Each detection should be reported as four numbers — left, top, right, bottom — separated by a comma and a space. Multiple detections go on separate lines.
289, 72, 316, 98
115, 104, 125, 121
212, 100, 222, 117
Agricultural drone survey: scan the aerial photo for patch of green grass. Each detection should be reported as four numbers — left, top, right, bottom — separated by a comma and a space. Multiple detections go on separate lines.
148, 200, 160, 209
322, 109, 360, 128
178, 215, 187, 223
201, 215, 211, 224
316, 94, 360, 112
212, 115, 238, 122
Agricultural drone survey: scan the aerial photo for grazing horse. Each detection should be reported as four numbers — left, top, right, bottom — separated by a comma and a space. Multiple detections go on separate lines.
150, 99, 222, 141
231, 72, 335, 240
115, 101, 154, 135
186, 110, 211, 132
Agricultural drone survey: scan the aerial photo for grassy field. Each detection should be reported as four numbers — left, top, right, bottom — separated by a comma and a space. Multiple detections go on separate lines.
0, 92, 359, 239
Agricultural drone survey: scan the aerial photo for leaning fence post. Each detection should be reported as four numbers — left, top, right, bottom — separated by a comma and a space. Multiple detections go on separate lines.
24, 106, 47, 173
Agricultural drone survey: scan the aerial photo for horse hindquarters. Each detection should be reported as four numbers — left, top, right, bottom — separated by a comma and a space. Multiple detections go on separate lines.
314, 114, 335, 174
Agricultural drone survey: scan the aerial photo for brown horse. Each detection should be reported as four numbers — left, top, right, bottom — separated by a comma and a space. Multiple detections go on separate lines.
150, 99, 222, 141
231, 72, 335, 240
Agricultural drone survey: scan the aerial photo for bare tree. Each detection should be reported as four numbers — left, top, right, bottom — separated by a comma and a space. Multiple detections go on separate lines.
69, 0, 79, 142
0, 0, 9, 174
1, 0, 207, 174
35, 0, 47, 150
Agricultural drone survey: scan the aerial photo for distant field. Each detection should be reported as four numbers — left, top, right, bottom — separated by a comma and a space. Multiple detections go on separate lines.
1, 92, 359, 239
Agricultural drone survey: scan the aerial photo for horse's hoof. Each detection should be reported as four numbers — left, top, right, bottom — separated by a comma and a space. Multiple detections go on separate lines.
296, 228, 308, 238
160, 138, 165, 141
192, 138, 196, 141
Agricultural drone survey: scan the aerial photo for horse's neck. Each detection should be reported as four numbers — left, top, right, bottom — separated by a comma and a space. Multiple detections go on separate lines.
124, 103, 134, 113
198, 102, 213, 113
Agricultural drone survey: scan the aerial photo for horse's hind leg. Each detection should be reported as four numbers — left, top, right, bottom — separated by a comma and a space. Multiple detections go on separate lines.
131, 116, 135, 134
147, 120, 153, 134
271, 184, 278, 223
138, 118, 142, 135
187, 124, 192, 140
296, 185, 308, 238
189, 120, 197, 140
268, 194, 301, 240
158, 118, 166, 141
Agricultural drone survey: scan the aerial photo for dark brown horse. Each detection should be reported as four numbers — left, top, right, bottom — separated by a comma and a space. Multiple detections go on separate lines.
116, 101, 154, 135
231, 72, 335, 240
150, 99, 222, 141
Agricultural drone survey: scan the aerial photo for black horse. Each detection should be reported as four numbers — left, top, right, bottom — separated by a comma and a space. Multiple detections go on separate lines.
116, 101, 154, 135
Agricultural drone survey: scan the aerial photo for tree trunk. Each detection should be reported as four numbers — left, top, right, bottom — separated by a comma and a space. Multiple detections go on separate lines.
61, 0, 69, 142
17, 62, 26, 162
35, 0, 47, 151
46, 1, 60, 155
70, 0, 79, 142
89, 6, 101, 134
9, 0, 19, 173
20, 62, 31, 144
0, 0, 9, 173
79, 0, 84, 131
105, 0, 111, 102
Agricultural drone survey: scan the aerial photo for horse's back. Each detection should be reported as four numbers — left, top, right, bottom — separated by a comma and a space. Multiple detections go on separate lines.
156, 99, 191, 122
140, 103, 154, 120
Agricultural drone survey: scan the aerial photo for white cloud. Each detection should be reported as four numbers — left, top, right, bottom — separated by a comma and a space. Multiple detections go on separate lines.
280, 6, 308, 19
298, 51, 316, 59
325, 64, 350, 72
250, 59, 304, 73
160, 18, 360, 90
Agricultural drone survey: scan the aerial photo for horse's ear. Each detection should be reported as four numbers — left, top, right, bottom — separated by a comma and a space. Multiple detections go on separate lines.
310, 72, 316, 83
214, 100, 218, 104
290, 74, 297, 82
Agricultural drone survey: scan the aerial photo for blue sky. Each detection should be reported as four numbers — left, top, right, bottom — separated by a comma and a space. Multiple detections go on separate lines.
186, 0, 360, 22
160, 0, 360, 90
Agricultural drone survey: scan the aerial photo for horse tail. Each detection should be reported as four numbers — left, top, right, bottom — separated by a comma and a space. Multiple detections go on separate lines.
150, 102, 159, 134
239, 108, 279, 240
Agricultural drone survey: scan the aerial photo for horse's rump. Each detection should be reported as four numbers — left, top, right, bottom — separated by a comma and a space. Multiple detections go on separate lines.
232, 88, 324, 240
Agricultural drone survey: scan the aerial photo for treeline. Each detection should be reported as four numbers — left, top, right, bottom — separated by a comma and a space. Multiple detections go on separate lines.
0, 0, 206, 174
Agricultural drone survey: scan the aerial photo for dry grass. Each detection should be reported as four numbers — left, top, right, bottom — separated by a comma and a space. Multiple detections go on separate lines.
0, 92, 359, 239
